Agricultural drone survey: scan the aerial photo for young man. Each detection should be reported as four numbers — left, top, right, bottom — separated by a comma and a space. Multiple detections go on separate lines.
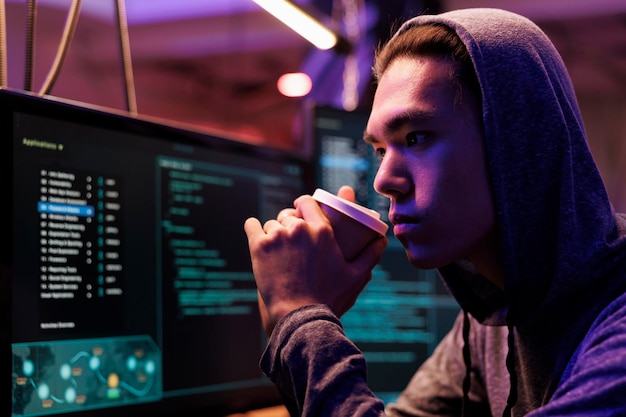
244, 8, 626, 417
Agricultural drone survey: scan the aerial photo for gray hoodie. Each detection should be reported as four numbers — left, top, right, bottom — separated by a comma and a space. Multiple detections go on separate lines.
260, 8, 626, 417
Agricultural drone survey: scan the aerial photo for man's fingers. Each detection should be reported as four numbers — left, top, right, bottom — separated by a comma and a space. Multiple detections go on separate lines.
277, 207, 298, 221
244, 217, 263, 238
280, 215, 305, 228
294, 195, 329, 225
337, 186, 355, 202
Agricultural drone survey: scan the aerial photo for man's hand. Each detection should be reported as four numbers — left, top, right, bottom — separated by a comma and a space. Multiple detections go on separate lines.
244, 186, 387, 335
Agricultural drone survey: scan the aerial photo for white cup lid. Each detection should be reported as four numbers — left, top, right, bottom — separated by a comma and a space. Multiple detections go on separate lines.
312, 188, 389, 236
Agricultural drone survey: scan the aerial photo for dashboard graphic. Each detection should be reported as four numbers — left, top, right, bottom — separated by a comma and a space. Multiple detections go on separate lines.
13, 337, 160, 414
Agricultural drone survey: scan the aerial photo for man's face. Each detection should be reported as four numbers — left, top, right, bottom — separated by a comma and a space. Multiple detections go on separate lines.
365, 56, 496, 270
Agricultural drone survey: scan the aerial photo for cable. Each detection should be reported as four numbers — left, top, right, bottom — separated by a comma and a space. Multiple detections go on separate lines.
38, 0, 82, 96
0, 0, 7, 88
24, 0, 37, 91
114, 0, 137, 115
0, 2, 5, 88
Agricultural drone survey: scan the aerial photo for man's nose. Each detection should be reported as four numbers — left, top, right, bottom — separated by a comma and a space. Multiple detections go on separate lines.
373, 151, 408, 199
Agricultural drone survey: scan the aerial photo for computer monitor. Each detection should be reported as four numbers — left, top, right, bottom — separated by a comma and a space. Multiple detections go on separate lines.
311, 105, 460, 404
2, 89, 311, 416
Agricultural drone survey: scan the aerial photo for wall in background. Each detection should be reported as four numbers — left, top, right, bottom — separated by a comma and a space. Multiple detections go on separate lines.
2, 0, 625, 210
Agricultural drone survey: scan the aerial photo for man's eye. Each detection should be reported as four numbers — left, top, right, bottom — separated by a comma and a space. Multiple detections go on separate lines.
373, 147, 386, 159
406, 132, 428, 147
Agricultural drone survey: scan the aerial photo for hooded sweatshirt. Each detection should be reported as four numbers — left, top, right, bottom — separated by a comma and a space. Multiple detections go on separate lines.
259, 8, 626, 417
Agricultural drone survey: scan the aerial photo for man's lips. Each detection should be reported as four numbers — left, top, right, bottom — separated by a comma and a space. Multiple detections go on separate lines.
388, 212, 419, 226
388, 212, 420, 236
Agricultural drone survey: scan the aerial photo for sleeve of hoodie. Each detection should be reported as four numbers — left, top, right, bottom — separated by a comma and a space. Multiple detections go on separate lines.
260, 304, 386, 417
525, 293, 626, 417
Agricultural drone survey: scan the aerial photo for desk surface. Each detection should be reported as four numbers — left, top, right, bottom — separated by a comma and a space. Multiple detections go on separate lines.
226, 405, 289, 417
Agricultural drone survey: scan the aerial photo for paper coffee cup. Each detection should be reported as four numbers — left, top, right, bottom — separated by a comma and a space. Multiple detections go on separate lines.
312, 188, 388, 260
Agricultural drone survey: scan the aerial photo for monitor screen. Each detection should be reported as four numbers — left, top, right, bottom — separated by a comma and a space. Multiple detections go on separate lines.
311, 105, 460, 404
2, 89, 311, 416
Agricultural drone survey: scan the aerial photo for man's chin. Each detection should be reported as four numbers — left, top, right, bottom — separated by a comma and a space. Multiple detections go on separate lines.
403, 245, 447, 270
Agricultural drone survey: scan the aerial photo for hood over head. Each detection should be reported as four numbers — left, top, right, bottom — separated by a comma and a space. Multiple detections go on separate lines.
385, 9, 626, 412
391, 8, 626, 327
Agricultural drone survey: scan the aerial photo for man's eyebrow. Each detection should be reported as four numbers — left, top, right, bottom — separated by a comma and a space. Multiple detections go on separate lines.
363, 110, 435, 144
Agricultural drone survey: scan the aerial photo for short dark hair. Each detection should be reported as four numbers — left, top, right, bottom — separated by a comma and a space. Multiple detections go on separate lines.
373, 23, 481, 106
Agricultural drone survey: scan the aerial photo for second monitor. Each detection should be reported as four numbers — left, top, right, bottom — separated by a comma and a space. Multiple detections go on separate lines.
311, 105, 460, 404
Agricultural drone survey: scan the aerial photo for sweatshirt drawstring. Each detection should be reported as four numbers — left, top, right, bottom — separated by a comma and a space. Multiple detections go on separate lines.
462, 310, 518, 417
502, 313, 517, 416
461, 310, 471, 417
